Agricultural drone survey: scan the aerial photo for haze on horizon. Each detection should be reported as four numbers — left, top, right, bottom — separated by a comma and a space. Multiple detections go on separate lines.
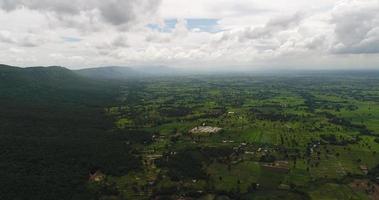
0, 0, 378, 70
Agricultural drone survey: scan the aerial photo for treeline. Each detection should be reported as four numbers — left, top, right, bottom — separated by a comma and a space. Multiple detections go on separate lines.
322, 112, 374, 136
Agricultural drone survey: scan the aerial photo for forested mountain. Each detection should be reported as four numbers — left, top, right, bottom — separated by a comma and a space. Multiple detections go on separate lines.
0, 65, 139, 200
1, 64, 83, 87
0, 64, 117, 105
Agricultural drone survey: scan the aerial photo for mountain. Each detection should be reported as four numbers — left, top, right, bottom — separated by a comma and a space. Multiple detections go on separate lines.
0, 64, 180, 104
75, 66, 142, 80
1, 65, 80, 87
0, 64, 136, 200
132, 65, 178, 75
0, 64, 116, 105
75, 65, 179, 80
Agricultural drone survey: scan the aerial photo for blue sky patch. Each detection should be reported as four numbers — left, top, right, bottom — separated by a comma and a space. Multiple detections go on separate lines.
61, 36, 82, 42
146, 19, 177, 32
186, 18, 220, 32
147, 18, 221, 33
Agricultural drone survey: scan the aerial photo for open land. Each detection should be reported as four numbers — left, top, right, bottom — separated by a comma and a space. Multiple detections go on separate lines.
96, 74, 379, 199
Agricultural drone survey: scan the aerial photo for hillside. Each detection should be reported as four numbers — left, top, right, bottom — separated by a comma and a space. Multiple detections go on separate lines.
0, 64, 139, 200
0, 64, 80, 86
0, 64, 117, 105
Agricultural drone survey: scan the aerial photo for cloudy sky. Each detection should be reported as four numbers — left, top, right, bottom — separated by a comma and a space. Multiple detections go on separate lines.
0, 0, 378, 70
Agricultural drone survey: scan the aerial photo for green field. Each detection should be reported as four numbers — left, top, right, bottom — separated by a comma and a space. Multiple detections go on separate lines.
95, 74, 379, 199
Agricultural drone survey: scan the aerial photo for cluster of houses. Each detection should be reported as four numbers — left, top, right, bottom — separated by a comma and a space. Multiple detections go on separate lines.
189, 125, 222, 134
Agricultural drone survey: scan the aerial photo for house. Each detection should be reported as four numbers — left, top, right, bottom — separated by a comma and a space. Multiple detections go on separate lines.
359, 165, 368, 175
262, 161, 290, 173
89, 170, 105, 182
189, 126, 222, 134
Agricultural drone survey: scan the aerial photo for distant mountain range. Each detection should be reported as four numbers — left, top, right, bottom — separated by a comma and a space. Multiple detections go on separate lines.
75, 65, 180, 80
0, 64, 181, 83
0, 64, 183, 104
3, 64, 379, 85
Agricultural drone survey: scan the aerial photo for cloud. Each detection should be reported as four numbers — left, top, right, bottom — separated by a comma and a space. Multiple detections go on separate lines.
62, 36, 82, 43
211, 12, 309, 55
0, 0, 379, 69
111, 35, 129, 48
0, 0, 162, 27
330, 0, 379, 54
145, 19, 191, 43
20, 33, 45, 47
0, 30, 15, 43
0, 30, 45, 47
145, 33, 171, 43
9, 47, 24, 53
239, 12, 305, 41
92, 33, 130, 57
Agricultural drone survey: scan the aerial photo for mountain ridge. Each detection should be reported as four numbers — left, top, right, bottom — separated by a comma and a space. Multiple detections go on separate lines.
0, 64, 117, 105
75, 65, 178, 80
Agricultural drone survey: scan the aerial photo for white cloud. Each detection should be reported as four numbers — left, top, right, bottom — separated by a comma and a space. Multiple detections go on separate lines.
0, 0, 378, 69
0, 0, 161, 27
0, 30, 15, 43
330, 0, 379, 54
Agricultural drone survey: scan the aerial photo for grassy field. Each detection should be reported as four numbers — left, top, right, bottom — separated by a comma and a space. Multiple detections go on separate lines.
90, 75, 379, 199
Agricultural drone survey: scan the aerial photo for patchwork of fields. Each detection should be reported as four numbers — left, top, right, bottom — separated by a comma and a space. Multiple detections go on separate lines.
94, 75, 379, 199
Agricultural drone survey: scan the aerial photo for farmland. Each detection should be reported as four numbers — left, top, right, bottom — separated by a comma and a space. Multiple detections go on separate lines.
93, 74, 379, 199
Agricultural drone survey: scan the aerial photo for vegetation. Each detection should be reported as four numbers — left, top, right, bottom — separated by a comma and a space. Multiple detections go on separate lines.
0, 66, 139, 200
1, 65, 379, 199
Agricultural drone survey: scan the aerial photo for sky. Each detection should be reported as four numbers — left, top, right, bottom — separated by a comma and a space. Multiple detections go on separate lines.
0, 0, 378, 70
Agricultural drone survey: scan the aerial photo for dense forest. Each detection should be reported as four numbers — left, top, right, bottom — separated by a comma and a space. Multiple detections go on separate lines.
0, 65, 140, 199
